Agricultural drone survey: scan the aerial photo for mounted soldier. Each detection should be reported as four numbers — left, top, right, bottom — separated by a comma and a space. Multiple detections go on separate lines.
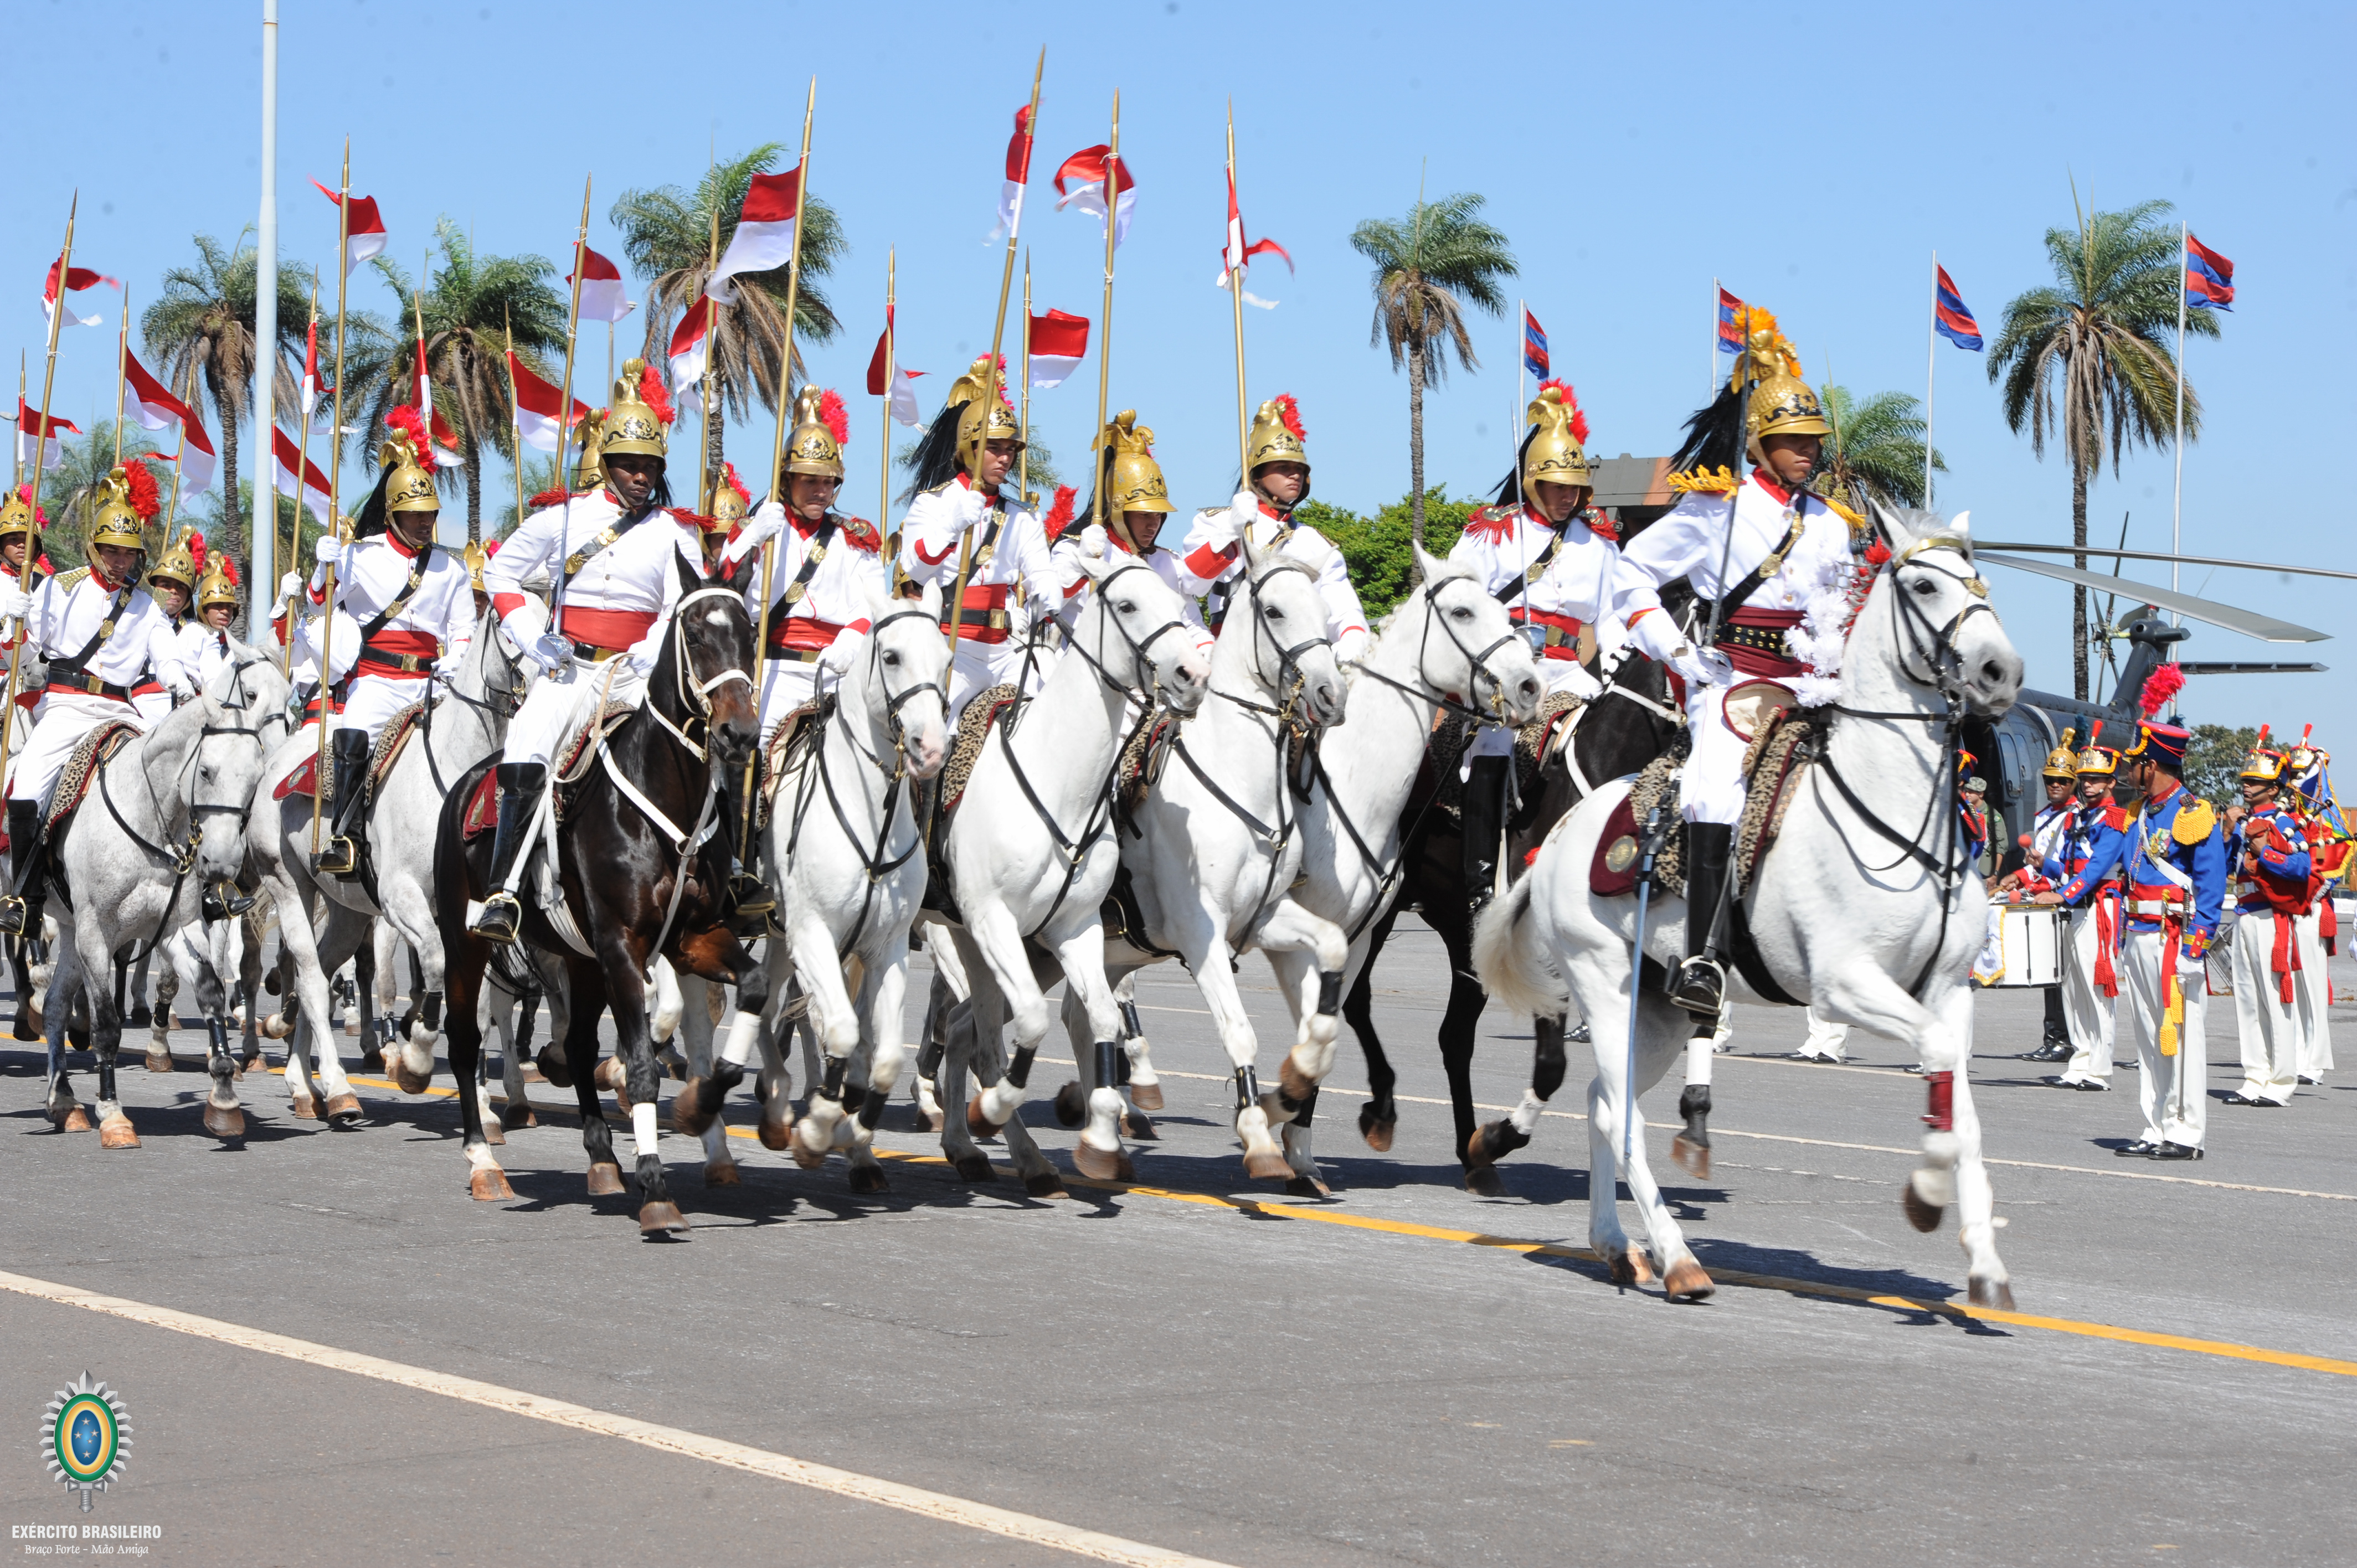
1051, 410, 1207, 651
137, 528, 203, 724
300, 408, 474, 878
896, 356, 1058, 722
1175, 394, 1369, 661
1607, 318, 1862, 1017
1447, 379, 1623, 912
184, 551, 246, 687
0, 463, 195, 938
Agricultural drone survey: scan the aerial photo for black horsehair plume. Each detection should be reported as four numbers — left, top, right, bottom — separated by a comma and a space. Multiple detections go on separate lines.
1489, 425, 1541, 507
1668, 382, 1747, 477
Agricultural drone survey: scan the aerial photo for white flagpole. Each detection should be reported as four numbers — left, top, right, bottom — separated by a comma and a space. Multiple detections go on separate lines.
1514, 297, 1529, 619
2169, 221, 2189, 618
1924, 250, 1938, 510
254, 0, 279, 627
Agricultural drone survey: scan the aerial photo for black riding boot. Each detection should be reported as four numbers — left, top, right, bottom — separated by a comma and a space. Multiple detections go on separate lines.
722, 762, 778, 933
0, 798, 49, 940
1462, 755, 1511, 920
469, 762, 544, 945
313, 728, 372, 876
1669, 822, 1733, 1017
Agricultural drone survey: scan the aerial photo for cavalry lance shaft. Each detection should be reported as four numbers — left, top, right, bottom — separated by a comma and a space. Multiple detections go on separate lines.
0, 198, 79, 793
1227, 102, 1249, 481
1087, 91, 1121, 534
309, 145, 355, 862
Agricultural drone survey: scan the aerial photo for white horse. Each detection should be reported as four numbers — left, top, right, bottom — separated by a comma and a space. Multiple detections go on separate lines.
253, 606, 526, 1126
927, 545, 1210, 1193
40, 649, 291, 1144
672, 587, 950, 1192
1475, 507, 2024, 1306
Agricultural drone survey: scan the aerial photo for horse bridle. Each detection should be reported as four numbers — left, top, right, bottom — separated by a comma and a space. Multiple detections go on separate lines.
644, 584, 758, 764
858, 606, 948, 770
1057, 560, 1193, 707
1344, 571, 1523, 725
1220, 556, 1332, 729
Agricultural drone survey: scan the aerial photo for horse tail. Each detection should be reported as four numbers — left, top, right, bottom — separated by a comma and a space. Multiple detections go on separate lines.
1472, 874, 1568, 1020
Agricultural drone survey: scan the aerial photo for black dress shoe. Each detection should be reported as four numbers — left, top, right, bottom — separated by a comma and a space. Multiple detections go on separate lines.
2221, 1092, 2264, 1105
2114, 1140, 2159, 1158
2015, 1041, 2072, 1062
2298, 1075, 2322, 1086
2152, 1142, 2204, 1160
2048, 1076, 2108, 1091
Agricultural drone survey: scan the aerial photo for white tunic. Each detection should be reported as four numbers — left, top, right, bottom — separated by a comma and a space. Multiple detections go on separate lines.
1174, 502, 1368, 653
897, 476, 1059, 718
8, 567, 192, 807
722, 507, 888, 733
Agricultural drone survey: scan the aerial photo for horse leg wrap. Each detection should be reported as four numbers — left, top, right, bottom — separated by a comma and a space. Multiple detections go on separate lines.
1093, 1040, 1121, 1093
821, 1055, 848, 1105
1233, 1065, 1261, 1112
1532, 1023, 1568, 1102
1293, 1084, 1319, 1129
857, 1086, 891, 1131
1006, 1045, 1038, 1091
1118, 999, 1144, 1041
1316, 970, 1344, 1018
914, 1033, 946, 1078
1677, 1084, 1711, 1138
718, 1009, 762, 1069
1922, 1070, 1955, 1132
206, 1017, 229, 1063
421, 991, 443, 1033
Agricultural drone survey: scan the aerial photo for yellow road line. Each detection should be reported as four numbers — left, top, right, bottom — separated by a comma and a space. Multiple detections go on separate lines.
0, 1268, 1234, 1568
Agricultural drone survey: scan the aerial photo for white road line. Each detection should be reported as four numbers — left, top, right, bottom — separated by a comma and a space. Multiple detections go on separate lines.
0, 1270, 1236, 1568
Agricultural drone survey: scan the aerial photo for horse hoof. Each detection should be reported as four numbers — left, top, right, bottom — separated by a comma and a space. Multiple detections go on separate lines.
1052, 1080, 1085, 1128
145, 1050, 174, 1074
953, 1154, 996, 1184
1670, 1135, 1713, 1180
1662, 1258, 1715, 1301
704, 1162, 742, 1189
586, 1163, 626, 1197
264, 1012, 294, 1040
847, 1165, 891, 1195
469, 1167, 516, 1202
594, 1058, 631, 1112
672, 1077, 721, 1138
534, 1044, 573, 1089
481, 1120, 506, 1147
965, 1096, 1002, 1141
1127, 1080, 1164, 1112
498, 1102, 538, 1132
1607, 1247, 1656, 1288
1473, 1118, 1530, 1167
1357, 1105, 1396, 1153
359, 1046, 385, 1072
1243, 1148, 1292, 1182
1285, 1173, 1331, 1199
1023, 1170, 1068, 1199
637, 1201, 689, 1235
57, 1105, 94, 1133
1901, 1183, 1945, 1234
1121, 1109, 1157, 1140
1969, 1276, 2016, 1313
203, 1105, 246, 1139
288, 1096, 321, 1122
238, 1053, 263, 1077
324, 1093, 363, 1126
392, 1059, 434, 1095
758, 1115, 793, 1152
1463, 1164, 1509, 1198
789, 1129, 827, 1170
1071, 1141, 1121, 1182
912, 1107, 943, 1133
99, 1113, 140, 1150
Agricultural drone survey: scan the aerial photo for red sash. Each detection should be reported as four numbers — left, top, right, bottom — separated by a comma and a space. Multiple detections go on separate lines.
1715, 606, 1806, 679
560, 606, 657, 653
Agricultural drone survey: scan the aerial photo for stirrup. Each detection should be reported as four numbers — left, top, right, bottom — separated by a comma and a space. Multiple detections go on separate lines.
0, 894, 26, 938
1668, 955, 1726, 1017
470, 891, 523, 945
203, 880, 257, 922
312, 835, 358, 876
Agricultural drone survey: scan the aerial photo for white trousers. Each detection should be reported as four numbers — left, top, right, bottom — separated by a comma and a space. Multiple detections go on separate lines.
2293, 907, 2334, 1080
502, 657, 645, 770
947, 638, 1041, 726
2229, 907, 2300, 1103
1679, 680, 1750, 825
1796, 1006, 1849, 1061
2119, 927, 2207, 1149
7, 692, 140, 811
131, 689, 172, 726
2059, 903, 2117, 1084
333, 673, 430, 745
756, 657, 838, 742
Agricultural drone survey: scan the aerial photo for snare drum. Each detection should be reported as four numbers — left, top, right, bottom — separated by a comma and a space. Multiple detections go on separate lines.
1988, 905, 2065, 988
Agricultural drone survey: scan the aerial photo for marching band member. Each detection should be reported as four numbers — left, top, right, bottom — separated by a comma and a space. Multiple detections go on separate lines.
2034, 736, 2130, 1090
0, 465, 197, 937
897, 357, 1058, 722
1448, 380, 1623, 912
2221, 733, 2311, 1106
298, 409, 474, 878
136, 529, 202, 723
1175, 394, 1370, 659
1606, 321, 1859, 1017
2286, 734, 2343, 1086
2005, 730, 2082, 1062
2110, 718, 2226, 1159
1051, 411, 1207, 648
471, 360, 717, 943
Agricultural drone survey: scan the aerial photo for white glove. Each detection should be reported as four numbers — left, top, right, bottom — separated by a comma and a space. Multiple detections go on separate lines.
166, 675, 196, 703
1558, 661, 1603, 702
522, 632, 574, 678
0, 584, 28, 622
313, 536, 346, 568
433, 654, 463, 685
818, 627, 862, 675
1079, 523, 1110, 559
953, 485, 992, 529
1334, 626, 1369, 664
1668, 643, 1736, 690
1227, 487, 1260, 533
724, 499, 788, 564
277, 571, 303, 602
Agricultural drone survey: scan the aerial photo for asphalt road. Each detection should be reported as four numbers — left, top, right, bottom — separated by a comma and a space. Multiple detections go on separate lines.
3, 923, 2353, 1567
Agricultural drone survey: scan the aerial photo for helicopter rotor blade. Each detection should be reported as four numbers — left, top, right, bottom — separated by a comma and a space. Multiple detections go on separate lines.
1973, 541, 2357, 584
1977, 553, 2328, 643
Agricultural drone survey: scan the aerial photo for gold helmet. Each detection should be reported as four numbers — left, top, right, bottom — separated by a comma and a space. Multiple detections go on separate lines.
945, 355, 1023, 475
785, 385, 848, 480
1245, 394, 1308, 476
379, 407, 440, 514
1095, 410, 1172, 515
0, 482, 44, 549
1730, 313, 1830, 457
2075, 722, 2117, 777
2240, 725, 2287, 783
86, 461, 160, 555
1521, 381, 1593, 496
572, 409, 609, 491
195, 550, 241, 615
2041, 727, 2080, 781
599, 359, 672, 461
707, 461, 752, 536
148, 525, 200, 594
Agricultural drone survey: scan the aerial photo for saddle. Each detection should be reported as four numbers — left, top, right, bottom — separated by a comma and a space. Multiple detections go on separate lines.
914, 684, 1023, 921
1429, 691, 1587, 823
1587, 705, 1822, 899
272, 700, 429, 802
45, 721, 143, 835
756, 697, 829, 830
1114, 710, 1177, 836
454, 698, 632, 842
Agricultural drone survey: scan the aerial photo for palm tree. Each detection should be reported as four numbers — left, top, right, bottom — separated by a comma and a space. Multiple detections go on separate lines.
1816, 386, 1943, 509
610, 145, 847, 493
40, 421, 164, 574
1987, 195, 2212, 699
356, 219, 570, 544
1348, 190, 1515, 558
140, 231, 311, 592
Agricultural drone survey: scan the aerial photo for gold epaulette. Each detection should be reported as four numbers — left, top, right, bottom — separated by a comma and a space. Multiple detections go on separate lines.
2173, 798, 2218, 845
1820, 492, 1866, 532
52, 566, 90, 594
1665, 466, 1739, 496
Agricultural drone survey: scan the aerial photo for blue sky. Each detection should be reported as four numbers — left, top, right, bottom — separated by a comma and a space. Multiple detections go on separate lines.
5, 0, 2351, 746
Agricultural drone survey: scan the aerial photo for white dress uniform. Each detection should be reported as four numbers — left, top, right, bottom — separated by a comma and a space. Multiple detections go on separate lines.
721, 501, 887, 737
486, 491, 707, 768
8, 566, 192, 812
1174, 499, 1370, 663
2226, 802, 2312, 1105
897, 474, 1058, 721
1447, 502, 1625, 760
2047, 792, 2130, 1087
1608, 470, 1854, 825
291, 529, 475, 744
1050, 527, 1208, 651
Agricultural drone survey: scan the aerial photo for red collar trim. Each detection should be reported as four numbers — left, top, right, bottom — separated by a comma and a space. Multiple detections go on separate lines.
789, 509, 828, 540
953, 472, 974, 492
89, 566, 122, 592
382, 525, 424, 560
2146, 777, 2183, 807
1749, 468, 1795, 506
1258, 500, 1289, 522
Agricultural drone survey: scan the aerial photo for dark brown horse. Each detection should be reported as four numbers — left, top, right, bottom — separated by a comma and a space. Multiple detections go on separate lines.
1345, 646, 1682, 1193
434, 556, 768, 1234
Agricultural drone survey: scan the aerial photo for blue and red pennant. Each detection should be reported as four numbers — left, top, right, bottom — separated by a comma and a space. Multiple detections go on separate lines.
1522, 308, 1548, 379
2185, 234, 2235, 310
1933, 266, 1982, 351
1716, 286, 1747, 354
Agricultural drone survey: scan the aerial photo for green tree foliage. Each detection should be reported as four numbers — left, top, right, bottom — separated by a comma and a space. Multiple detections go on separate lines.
1298, 487, 1479, 620
2185, 724, 2257, 812
1819, 385, 1944, 510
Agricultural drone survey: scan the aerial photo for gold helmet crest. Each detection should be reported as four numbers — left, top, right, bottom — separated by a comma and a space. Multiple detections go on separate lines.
1094, 410, 1172, 516
195, 551, 241, 615
1728, 312, 1830, 457
0, 482, 43, 548
86, 462, 160, 555
1521, 381, 1593, 496
379, 407, 440, 514
148, 525, 200, 594
785, 385, 848, 481
708, 462, 751, 535
945, 355, 1023, 475
572, 409, 608, 491
1244, 394, 1308, 476
600, 360, 672, 461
